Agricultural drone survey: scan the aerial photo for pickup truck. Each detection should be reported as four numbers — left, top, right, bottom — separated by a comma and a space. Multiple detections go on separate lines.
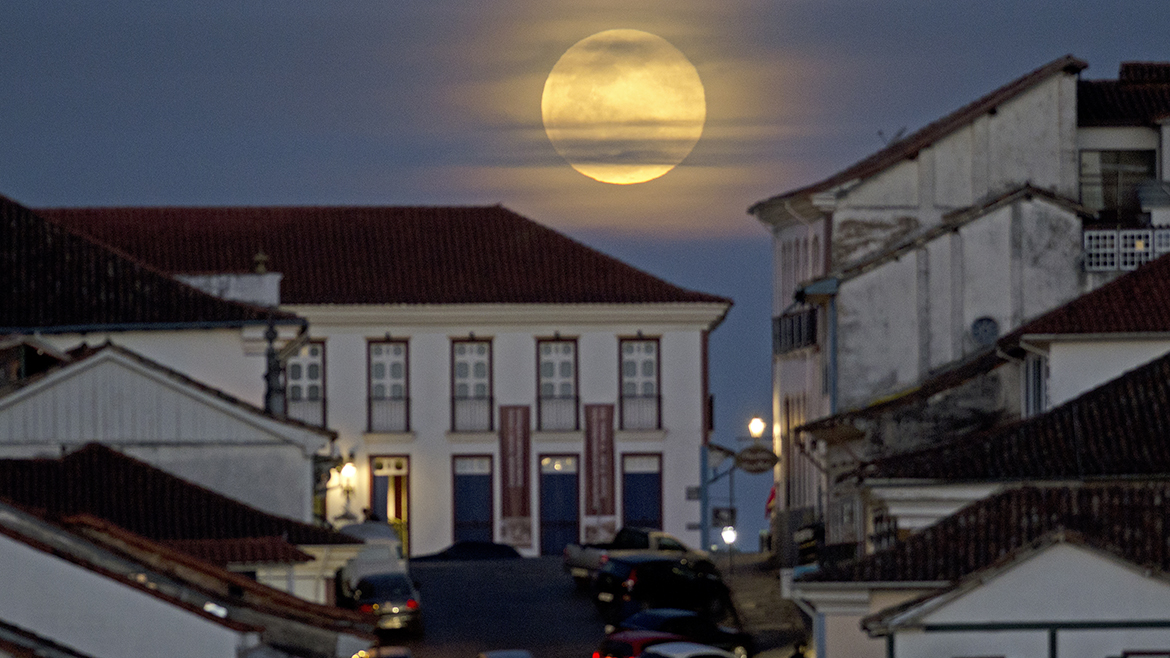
562, 527, 710, 588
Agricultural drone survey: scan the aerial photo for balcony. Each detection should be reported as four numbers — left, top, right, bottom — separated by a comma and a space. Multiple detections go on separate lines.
620, 395, 660, 431
1083, 228, 1170, 271
452, 397, 493, 432
287, 399, 325, 427
369, 397, 409, 433
538, 396, 578, 431
773, 307, 817, 355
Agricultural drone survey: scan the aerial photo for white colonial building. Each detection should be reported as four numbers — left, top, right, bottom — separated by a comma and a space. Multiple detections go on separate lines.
749, 56, 1170, 564
36, 204, 731, 557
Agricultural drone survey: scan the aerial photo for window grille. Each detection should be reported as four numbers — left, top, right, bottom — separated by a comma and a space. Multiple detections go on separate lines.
1083, 230, 1117, 271
1119, 229, 1154, 271
452, 340, 492, 432
369, 340, 409, 432
538, 340, 578, 431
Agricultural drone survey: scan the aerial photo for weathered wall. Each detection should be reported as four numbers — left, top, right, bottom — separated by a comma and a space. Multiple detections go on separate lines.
835, 197, 1083, 412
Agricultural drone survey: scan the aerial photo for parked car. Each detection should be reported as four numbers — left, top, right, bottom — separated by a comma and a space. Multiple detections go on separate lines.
564, 527, 709, 588
640, 642, 737, 658
345, 573, 423, 636
413, 540, 522, 562
592, 554, 728, 624
594, 630, 685, 658
614, 609, 754, 658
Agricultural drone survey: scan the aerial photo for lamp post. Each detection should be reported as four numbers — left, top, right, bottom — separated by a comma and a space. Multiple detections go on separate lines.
334, 459, 358, 523
702, 417, 769, 575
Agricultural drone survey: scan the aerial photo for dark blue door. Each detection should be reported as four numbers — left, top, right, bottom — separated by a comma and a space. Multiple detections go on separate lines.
453, 456, 493, 542
622, 455, 662, 529
540, 455, 579, 556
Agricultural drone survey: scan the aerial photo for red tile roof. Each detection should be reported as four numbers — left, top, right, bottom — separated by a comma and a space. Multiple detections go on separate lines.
1079, 62, 1170, 126
749, 55, 1087, 213
1, 194, 302, 333
35, 205, 731, 307
803, 483, 1170, 583
856, 346, 1170, 482
161, 537, 314, 566
0, 443, 359, 553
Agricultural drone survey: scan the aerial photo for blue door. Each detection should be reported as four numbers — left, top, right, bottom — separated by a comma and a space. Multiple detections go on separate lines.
540, 455, 579, 556
622, 454, 662, 529
453, 456, 493, 542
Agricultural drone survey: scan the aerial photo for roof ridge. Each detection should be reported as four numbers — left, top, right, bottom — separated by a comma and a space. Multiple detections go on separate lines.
750, 54, 1086, 213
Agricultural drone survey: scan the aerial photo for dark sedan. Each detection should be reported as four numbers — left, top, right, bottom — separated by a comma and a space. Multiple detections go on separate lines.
593, 554, 729, 624
347, 573, 424, 636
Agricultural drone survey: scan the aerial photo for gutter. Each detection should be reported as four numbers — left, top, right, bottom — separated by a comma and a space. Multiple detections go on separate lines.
8, 317, 306, 335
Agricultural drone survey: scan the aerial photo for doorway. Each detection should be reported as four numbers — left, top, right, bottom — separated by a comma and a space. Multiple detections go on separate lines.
539, 454, 579, 556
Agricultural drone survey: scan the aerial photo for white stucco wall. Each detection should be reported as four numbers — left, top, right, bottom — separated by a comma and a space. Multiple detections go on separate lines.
296, 305, 719, 557
1047, 340, 1170, 407
0, 353, 322, 521
41, 328, 270, 408
0, 530, 246, 658
891, 543, 1170, 658
834, 197, 1083, 411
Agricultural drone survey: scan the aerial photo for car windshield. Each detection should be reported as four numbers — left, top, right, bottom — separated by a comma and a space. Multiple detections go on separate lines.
355, 574, 414, 600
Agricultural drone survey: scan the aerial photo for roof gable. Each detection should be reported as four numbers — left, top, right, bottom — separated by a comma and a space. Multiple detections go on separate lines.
0, 443, 358, 549
0, 194, 301, 333
0, 343, 332, 452
864, 536, 1170, 633
750, 55, 1087, 214
35, 205, 731, 307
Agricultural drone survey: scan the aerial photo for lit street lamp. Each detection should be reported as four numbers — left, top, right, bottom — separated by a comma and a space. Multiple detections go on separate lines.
701, 417, 770, 575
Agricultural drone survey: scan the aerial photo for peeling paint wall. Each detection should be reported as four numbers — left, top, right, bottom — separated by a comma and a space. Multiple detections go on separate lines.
835, 197, 1083, 412
828, 73, 1079, 270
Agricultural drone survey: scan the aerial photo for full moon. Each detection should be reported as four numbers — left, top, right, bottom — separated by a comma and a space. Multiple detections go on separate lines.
541, 29, 706, 185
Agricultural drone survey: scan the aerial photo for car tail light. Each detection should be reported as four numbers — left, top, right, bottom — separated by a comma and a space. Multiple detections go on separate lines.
592, 652, 601, 658
623, 568, 638, 592
359, 603, 375, 613
406, 599, 419, 610
599, 554, 609, 566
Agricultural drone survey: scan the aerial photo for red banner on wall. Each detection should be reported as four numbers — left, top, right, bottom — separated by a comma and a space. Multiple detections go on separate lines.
499, 405, 532, 548
583, 404, 617, 542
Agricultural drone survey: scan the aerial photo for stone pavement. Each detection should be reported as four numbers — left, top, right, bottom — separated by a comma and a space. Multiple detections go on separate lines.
716, 552, 808, 658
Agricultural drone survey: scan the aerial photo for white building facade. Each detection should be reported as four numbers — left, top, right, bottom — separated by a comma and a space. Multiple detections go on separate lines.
38, 205, 730, 557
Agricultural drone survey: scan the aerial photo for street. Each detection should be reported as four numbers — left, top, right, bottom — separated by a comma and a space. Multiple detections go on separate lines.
386, 557, 606, 658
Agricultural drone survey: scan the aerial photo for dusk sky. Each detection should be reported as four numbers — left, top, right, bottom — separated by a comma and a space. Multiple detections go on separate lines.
3, 0, 1168, 542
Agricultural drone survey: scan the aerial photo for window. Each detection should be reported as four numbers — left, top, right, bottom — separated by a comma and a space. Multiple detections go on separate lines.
452, 339, 492, 432
1022, 353, 1048, 418
619, 338, 660, 430
773, 308, 817, 354
286, 341, 325, 426
537, 339, 578, 431
1080, 150, 1157, 224
369, 340, 409, 432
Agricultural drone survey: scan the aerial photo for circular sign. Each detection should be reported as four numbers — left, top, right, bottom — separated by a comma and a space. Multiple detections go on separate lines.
735, 445, 779, 474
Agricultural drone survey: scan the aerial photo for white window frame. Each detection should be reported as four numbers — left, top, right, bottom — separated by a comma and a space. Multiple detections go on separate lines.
619, 338, 660, 430
452, 339, 493, 432
369, 339, 409, 432
286, 340, 325, 426
1022, 352, 1049, 418
537, 338, 578, 431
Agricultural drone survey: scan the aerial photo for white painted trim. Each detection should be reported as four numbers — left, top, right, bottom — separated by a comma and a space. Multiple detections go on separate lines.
283, 303, 730, 329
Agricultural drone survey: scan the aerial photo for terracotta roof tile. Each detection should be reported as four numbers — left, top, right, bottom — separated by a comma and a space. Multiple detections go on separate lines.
160, 537, 313, 566
858, 347, 1170, 481
0, 195, 301, 333
804, 483, 1170, 583
35, 205, 731, 307
1079, 62, 1170, 126
0, 443, 358, 549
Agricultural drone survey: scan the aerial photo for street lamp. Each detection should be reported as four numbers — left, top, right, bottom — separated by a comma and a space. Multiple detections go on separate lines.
334, 458, 358, 523
701, 417, 770, 572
